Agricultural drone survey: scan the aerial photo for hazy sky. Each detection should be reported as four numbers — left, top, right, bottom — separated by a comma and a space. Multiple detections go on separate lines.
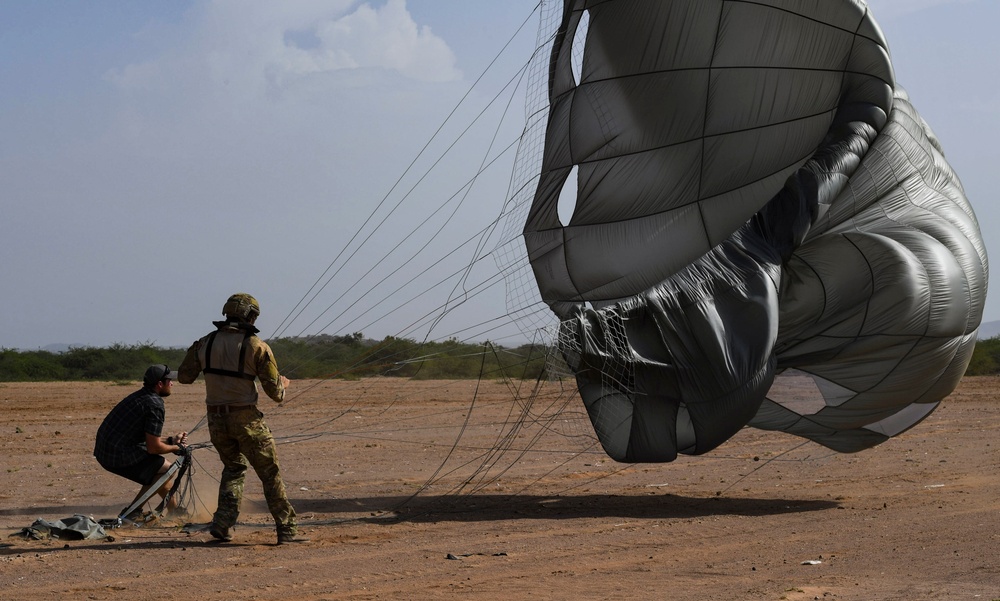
2, 0, 997, 350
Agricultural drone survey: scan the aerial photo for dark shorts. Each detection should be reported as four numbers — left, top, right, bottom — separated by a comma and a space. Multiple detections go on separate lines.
103, 455, 166, 485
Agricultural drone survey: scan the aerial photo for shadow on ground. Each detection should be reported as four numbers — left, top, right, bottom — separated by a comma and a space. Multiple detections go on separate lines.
294, 492, 838, 523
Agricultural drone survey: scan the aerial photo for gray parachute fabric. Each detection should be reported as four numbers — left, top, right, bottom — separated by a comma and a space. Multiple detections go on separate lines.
524, 0, 988, 462
11, 515, 108, 541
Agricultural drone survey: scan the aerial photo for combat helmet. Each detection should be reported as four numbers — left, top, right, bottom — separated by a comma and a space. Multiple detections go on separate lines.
222, 293, 260, 322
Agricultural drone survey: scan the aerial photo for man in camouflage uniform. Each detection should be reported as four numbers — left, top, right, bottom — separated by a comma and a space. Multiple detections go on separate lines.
178, 293, 307, 545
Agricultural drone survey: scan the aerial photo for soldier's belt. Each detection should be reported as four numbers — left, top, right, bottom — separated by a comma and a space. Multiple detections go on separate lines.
207, 404, 257, 415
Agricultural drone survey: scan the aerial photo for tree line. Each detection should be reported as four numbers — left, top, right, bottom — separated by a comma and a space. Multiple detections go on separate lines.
3, 334, 999, 383
0, 334, 554, 382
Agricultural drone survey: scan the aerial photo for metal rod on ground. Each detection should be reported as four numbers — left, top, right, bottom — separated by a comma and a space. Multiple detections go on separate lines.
106, 450, 190, 528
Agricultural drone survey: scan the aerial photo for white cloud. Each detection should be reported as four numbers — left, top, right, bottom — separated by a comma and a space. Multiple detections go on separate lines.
93, 0, 469, 225
290, 0, 461, 82
0, 0, 478, 349
107, 0, 459, 102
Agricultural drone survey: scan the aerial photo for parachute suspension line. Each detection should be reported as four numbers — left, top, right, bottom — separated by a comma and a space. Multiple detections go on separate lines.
502, 336, 592, 445
381, 343, 492, 514
212, 4, 597, 519
692, 441, 818, 505
267, 326, 556, 447
379, 347, 540, 512
275, 250, 534, 385
363, 261, 512, 343
282, 91, 524, 341
406, 341, 572, 496
185, 415, 208, 437
273, 329, 522, 435
273, 341, 561, 447
260, 342, 593, 519
274, 280, 518, 393
264, 3, 559, 394
312, 218, 535, 343
274, 333, 542, 432
423, 46, 539, 342
377, 344, 606, 517
164, 446, 235, 522
472, 313, 612, 498
271, 2, 544, 342
170, 451, 214, 522
129, 445, 216, 524
285, 135, 524, 341
275, 390, 472, 451
467, 346, 598, 496
457, 344, 564, 495
265, 339, 454, 438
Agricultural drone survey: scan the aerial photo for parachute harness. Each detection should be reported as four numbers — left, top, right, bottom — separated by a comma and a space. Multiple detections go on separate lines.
202, 326, 257, 381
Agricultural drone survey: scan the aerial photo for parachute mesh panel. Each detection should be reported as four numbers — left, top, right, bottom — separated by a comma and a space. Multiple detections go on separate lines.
496, 0, 563, 343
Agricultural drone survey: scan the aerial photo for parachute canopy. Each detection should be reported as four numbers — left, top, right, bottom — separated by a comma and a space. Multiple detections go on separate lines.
524, 0, 988, 462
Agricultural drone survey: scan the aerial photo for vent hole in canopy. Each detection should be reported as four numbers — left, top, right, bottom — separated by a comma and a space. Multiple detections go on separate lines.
557, 165, 579, 227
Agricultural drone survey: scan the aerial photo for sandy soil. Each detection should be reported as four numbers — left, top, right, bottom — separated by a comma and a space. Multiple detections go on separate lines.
1, 376, 998, 600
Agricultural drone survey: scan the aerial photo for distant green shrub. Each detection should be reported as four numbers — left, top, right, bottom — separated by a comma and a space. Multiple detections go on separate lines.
0, 343, 185, 382
0, 335, 554, 382
0, 349, 67, 381
966, 337, 1000, 376
5, 334, 994, 382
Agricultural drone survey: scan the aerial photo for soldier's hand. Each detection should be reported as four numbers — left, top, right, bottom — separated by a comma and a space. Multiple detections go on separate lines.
279, 375, 290, 389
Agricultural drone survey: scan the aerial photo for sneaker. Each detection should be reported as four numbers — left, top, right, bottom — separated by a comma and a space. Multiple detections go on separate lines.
209, 524, 233, 542
276, 532, 310, 545
121, 507, 144, 521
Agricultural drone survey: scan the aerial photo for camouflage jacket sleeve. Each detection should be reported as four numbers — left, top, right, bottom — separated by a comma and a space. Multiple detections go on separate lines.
253, 339, 285, 403
177, 339, 204, 384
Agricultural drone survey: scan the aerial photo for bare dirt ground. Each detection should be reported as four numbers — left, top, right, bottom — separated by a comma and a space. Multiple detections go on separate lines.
1, 376, 998, 601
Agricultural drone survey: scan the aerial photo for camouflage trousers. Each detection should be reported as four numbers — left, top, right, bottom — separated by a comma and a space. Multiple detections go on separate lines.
207, 408, 297, 535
